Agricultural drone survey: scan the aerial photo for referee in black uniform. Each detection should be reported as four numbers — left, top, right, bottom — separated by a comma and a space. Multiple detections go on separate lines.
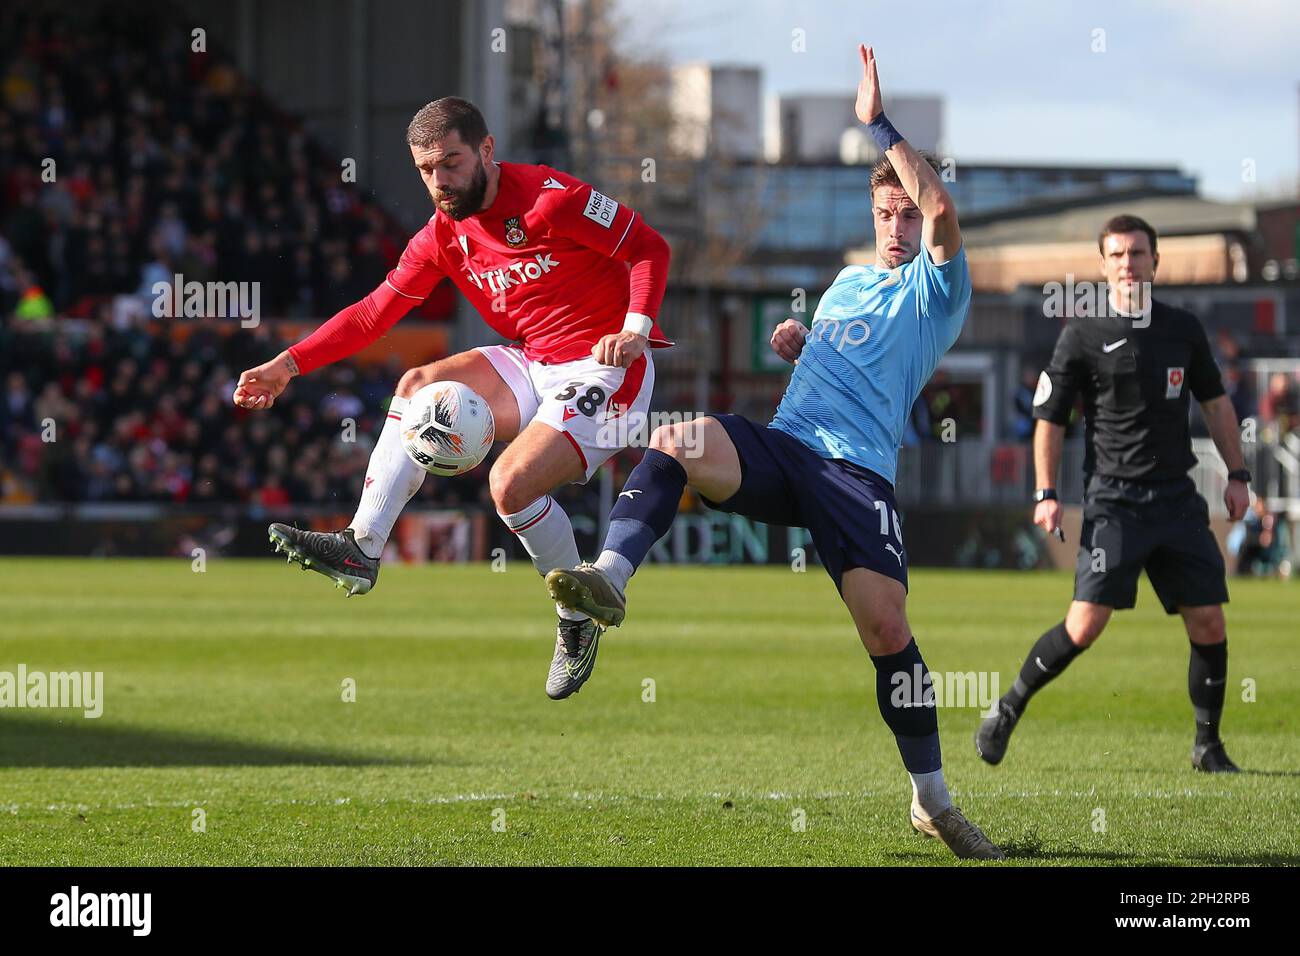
977, 215, 1250, 773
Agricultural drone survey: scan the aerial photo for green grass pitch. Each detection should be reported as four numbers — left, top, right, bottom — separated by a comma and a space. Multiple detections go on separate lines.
0, 558, 1296, 866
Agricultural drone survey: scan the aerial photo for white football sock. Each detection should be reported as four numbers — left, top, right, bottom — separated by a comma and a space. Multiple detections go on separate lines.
349, 396, 426, 559
594, 550, 634, 594
910, 768, 953, 818
499, 496, 587, 621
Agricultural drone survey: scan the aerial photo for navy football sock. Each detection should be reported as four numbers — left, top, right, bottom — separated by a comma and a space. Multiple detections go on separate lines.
598, 449, 688, 582
870, 637, 942, 774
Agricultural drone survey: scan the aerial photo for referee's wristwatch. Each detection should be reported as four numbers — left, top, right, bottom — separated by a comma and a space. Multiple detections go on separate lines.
1033, 488, 1058, 503
1227, 468, 1251, 485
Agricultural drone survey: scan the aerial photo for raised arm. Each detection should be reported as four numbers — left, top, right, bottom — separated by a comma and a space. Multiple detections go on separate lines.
854, 43, 961, 263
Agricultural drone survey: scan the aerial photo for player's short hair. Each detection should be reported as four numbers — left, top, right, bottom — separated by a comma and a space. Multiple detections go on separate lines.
1098, 214, 1158, 256
869, 152, 942, 200
406, 97, 489, 151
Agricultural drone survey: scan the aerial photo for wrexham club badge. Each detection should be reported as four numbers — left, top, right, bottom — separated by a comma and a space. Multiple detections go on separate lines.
504, 216, 526, 248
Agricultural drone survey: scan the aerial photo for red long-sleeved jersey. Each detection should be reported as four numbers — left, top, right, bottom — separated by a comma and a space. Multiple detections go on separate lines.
289, 162, 671, 374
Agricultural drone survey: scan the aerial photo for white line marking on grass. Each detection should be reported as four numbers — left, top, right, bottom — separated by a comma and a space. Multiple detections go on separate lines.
2, 786, 1246, 815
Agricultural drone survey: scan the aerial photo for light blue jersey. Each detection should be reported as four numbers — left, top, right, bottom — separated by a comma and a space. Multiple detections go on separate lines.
770, 245, 971, 484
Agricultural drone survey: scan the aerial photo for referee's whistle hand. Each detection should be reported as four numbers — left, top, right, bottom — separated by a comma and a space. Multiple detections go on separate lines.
1034, 499, 1063, 538
1224, 482, 1249, 522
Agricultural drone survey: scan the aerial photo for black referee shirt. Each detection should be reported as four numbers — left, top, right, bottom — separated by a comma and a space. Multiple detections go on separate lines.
1032, 299, 1225, 482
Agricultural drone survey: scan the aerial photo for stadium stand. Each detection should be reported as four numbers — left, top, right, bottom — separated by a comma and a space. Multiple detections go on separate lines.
0, 5, 478, 508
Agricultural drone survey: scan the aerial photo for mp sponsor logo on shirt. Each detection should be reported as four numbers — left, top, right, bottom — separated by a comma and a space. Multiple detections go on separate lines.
463, 252, 561, 293
809, 317, 872, 352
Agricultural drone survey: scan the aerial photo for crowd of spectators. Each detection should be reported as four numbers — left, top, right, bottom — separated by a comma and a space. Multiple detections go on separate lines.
1213, 329, 1300, 442
1, 6, 405, 325
0, 313, 492, 509
0, 6, 494, 510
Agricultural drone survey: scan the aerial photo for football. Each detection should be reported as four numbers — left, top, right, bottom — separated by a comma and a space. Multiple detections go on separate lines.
399, 381, 495, 476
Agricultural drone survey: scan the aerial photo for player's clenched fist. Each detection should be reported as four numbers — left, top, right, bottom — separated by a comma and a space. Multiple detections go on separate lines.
770, 319, 808, 363
592, 331, 647, 368
233, 351, 298, 410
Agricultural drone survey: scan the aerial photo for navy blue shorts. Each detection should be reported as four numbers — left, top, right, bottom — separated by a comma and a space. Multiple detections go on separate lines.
700, 414, 908, 593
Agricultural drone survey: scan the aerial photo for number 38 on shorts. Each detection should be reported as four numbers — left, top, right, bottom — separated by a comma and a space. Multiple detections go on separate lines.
475, 344, 657, 483
553, 380, 608, 418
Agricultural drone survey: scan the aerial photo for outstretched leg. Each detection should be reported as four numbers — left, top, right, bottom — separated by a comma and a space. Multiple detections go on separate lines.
550, 414, 1001, 858
547, 415, 738, 611
351, 350, 521, 559
270, 350, 522, 594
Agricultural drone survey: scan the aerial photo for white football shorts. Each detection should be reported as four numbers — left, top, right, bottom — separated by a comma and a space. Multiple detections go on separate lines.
476, 344, 656, 483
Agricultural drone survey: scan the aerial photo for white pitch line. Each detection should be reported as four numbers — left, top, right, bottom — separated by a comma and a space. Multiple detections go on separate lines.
0, 787, 1249, 814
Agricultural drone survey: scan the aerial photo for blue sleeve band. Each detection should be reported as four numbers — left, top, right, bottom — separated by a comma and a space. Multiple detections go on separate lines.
866, 112, 903, 154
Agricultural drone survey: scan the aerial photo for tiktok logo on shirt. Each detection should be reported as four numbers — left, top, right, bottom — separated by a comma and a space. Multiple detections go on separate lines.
463, 253, 561, 293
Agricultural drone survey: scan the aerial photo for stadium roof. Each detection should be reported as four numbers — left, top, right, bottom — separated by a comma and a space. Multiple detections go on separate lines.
960, 192, 1259, 247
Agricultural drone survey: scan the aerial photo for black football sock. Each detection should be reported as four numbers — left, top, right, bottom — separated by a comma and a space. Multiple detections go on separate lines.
1002, 621, 1087, 717
1188, 639, 1228, 746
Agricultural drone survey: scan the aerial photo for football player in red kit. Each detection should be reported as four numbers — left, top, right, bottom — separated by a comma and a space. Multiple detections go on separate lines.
232, 97, 671, 699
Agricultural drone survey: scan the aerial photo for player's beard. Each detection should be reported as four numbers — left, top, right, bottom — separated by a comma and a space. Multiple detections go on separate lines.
433, 159, 488, 220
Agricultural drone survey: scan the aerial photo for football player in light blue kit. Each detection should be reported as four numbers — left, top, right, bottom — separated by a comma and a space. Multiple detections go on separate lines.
770, 189, 968, 485
547, 44, 1001, 860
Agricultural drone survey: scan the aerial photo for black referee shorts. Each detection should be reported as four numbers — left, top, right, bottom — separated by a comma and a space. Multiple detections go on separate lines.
1073, 474, 1229, 614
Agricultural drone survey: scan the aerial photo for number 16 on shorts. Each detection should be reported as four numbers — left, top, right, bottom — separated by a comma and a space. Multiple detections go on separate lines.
875, 499, 903, 542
